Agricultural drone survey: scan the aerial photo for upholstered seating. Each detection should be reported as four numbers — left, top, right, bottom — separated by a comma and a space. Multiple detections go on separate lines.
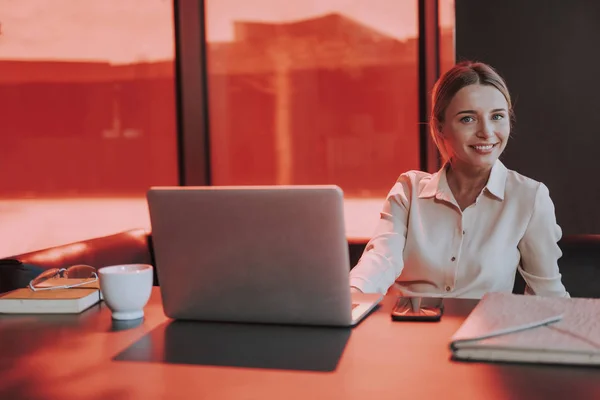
2, 230, 599, 298
0, 229, 154, 293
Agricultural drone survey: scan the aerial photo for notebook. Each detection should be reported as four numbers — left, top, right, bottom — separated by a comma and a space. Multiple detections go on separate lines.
0, 280, 102, 314
450, 292, 600, 366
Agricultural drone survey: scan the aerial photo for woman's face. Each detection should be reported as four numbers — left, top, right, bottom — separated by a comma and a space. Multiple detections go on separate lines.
441, 84, 510, 169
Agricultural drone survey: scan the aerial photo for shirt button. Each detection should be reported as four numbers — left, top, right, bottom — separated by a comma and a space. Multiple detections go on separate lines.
446, 286, 452, 292
462, 230, 466, 235
451, 256, 456, 262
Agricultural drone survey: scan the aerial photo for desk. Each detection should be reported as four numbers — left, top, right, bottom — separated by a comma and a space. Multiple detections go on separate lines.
0, 288, 598, 399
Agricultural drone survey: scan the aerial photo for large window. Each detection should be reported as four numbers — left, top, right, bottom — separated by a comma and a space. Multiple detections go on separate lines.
205, 0, 420, 239
1, 0, 455, 256
0, 0, 178, 257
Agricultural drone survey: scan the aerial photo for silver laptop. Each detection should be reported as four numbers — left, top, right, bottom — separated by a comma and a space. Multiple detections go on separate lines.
146, 185, 382, 327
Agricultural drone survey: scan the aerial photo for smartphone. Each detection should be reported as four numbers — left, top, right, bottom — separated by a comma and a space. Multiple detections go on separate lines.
391, 297, 443, 322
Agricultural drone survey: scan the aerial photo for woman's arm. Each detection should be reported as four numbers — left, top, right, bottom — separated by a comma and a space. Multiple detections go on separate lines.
517, 183, 570, 297
349, 175, 411, 294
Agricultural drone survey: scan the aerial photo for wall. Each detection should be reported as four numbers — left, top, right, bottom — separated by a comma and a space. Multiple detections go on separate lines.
455, 0, 600, 234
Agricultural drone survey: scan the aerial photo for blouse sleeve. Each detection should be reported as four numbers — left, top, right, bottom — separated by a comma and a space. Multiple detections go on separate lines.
349, 174, 411, 294
517, 182, 570, 297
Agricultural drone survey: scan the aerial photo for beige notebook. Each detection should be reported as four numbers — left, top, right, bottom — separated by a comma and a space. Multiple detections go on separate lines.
0, 281, 102, 314
450, 292, 600, 366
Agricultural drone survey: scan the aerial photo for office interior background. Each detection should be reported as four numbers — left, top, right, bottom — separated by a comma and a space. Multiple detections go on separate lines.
1, 0, 598, 259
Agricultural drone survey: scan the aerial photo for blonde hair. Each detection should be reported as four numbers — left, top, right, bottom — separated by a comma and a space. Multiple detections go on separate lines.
430, 61, 514, 164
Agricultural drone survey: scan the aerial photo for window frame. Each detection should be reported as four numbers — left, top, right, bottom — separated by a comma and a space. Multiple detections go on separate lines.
174, 0, 443, 185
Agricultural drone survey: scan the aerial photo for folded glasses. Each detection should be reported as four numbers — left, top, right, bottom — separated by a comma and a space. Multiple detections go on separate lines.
28, 264, 98, 292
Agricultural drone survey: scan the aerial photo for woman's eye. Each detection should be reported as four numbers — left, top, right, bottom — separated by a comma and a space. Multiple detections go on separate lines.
492, 113, 505, 120
460, 116, 475, 123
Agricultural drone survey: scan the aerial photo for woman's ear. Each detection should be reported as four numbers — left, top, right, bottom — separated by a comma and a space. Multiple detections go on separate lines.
437, 123, 444, 137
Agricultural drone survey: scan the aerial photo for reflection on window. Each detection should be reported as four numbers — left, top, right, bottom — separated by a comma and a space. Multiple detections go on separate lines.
206, 1, 420, 239
0, 0, 177, 257
206, 2, 419, 196
439, 0, 455, 74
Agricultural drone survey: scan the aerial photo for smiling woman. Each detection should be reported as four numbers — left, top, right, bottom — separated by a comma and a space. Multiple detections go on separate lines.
431, 62, 513, 211
349, 61, 570, 300
431, 62, 513, 167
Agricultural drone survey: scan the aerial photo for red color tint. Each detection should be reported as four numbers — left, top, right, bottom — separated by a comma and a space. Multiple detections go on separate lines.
0, 60, 178, 196
0, 1, 177, 257
206, 5, 421, 198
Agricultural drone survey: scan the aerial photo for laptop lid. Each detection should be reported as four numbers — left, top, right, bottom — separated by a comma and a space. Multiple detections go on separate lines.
147, 185, 359, 326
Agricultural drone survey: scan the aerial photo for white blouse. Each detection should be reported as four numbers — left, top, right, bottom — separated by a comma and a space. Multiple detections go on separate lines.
349, 160, 569, 299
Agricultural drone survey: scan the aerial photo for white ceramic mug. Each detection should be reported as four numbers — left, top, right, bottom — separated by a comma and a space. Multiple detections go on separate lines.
99, 264, 153, 320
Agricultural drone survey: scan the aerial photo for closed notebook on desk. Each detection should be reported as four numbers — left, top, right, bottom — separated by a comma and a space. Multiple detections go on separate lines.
450, 292, 600, 366
0, 281, 101, 314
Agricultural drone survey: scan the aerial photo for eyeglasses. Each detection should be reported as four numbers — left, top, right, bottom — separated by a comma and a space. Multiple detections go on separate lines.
29, 265, 98, 292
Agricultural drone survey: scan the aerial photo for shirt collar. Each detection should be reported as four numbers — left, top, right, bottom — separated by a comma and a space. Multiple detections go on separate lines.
485, 160, 507, 200
418, 159, 507, 201
418, 168, 444, 199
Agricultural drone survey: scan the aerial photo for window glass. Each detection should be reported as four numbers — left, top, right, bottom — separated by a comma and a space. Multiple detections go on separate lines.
0, 0, 177, 257
206, 0, 420, 240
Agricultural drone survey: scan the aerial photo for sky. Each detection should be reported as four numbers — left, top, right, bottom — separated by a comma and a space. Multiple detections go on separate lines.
0, 0, 453, 64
